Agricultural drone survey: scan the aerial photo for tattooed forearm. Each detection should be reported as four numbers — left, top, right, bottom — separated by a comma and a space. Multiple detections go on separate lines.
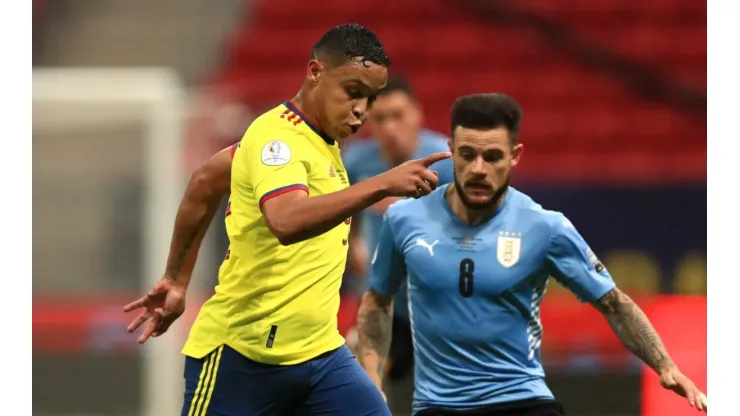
592, 287, 675, 373
168, 227, 201, 279
165, 189, 224, 282
165, 146, 233, 283
356, 290, 394, 379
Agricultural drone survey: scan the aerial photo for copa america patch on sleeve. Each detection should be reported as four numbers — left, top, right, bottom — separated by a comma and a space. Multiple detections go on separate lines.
261, 140, 291, 166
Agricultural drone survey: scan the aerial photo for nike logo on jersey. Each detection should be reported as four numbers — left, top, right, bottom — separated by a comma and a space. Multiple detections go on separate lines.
416, 238, 440, 257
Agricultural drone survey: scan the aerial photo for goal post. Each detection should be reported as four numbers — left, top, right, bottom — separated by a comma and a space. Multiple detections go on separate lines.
33, 67, 201, 415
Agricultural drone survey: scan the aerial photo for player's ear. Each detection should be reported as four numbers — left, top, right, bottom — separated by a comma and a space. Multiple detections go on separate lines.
307, 60, 324, 84
447, 138, 454, 153
510, 143, 524, 167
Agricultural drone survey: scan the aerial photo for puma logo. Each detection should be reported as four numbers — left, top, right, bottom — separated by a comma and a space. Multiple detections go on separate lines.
415, 238, 439, 257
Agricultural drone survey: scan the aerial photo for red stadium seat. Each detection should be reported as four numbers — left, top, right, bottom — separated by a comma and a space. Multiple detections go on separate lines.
207, 0, 705, 183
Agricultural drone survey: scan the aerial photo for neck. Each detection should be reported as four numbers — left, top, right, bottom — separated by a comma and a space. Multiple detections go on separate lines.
446, 185, 507, 225
292, 88, 323, 131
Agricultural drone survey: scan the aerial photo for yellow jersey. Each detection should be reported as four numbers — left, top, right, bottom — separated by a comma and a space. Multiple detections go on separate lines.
182, 101, 351, 365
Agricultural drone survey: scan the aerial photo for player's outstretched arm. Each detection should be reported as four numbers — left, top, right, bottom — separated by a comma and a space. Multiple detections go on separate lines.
262, 152, 450, 245
356, 289, 394, 390
162, 146, 232, 286
123, 146, 233, 344
547, 215, 706, 411
591, 287, 707, 412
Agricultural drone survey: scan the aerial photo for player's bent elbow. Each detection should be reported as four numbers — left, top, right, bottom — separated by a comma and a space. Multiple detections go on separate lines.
261, 193, 310, 246
274, 230, 299, 246
188, 166, 220, 200
263, 213, 300, 246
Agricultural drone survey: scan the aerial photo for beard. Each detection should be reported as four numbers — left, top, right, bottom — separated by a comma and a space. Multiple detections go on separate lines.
453, 171, 511, 211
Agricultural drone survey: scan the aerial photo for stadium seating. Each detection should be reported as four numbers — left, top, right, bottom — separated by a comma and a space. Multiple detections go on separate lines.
210, 0, 705, 182
515, 0, 706, 89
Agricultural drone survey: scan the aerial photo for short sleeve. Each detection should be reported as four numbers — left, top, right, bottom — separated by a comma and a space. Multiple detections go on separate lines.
368, 213, 406, 296
546, 216, 615, 302
238, 135, 309, 209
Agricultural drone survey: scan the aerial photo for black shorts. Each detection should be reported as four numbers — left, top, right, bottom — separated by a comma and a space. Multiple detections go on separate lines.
415, 399, 566, 416
388, 315, 414, 381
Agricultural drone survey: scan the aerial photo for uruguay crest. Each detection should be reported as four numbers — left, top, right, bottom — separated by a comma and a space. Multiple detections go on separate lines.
497, 231, 522, 268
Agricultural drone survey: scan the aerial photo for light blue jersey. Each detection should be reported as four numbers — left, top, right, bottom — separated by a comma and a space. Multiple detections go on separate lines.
370, 186, 615, 413
344, 130, 454, 319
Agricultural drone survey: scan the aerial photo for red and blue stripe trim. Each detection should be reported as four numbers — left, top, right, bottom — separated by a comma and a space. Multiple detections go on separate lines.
259, 184, 309, 209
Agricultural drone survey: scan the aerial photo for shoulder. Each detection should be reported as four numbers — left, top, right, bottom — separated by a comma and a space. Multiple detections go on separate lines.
240, 105, 312, 162
243, 105, 306, 145
386, 186, 445, 225
420, 130, 451, 151
342, 140, 380, 169
419, 130, 451, 152
507, 188, 568, 236
418, 130, 453, 175
386, 197, 418, 219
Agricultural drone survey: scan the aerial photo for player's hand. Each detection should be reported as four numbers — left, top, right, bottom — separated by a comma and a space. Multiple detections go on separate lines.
123, 277, 186, 344
659, 366, 707, 412
376, 152, 451, 198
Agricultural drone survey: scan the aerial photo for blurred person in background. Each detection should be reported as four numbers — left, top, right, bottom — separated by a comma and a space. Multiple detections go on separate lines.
342, 75, 453, 388
356, 93, 707, 416
123, 23, 451, 416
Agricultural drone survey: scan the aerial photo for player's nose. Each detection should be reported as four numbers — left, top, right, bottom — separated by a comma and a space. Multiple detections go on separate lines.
471, 157, 487, 175
352, 99, 369, 120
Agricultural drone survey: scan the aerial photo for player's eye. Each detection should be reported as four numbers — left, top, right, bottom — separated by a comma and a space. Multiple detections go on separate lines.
346, 89, 363, 99
460, 151, 476, 161
483, 149, 505, 162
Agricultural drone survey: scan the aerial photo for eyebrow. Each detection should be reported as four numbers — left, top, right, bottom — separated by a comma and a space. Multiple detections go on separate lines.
345, 78, 374, 91
457, 144, 505, 153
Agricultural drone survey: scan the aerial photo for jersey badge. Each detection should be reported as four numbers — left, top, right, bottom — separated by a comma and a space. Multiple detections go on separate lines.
497, 231, 522, 268
586, 248, 606, 273
261, 140, 291, 166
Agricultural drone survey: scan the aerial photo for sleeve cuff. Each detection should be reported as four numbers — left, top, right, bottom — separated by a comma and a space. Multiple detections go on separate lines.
579, 280, 617, 303
258, 184, 309, 209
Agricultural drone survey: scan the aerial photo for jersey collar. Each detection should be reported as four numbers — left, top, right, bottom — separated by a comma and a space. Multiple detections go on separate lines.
283, 101, 336, 146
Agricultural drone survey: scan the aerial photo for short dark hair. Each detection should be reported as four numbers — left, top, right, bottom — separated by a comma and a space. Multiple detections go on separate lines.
311, 24, 391, 68
377, 75, 416, 100
450, 93, 523, 143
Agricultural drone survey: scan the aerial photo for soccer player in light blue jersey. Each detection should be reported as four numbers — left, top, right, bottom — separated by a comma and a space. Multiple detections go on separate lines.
356, 93, 706, 415
343, 75, 454, 386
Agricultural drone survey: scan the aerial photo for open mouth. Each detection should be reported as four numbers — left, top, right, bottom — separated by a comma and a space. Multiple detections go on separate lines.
348, 124, 361, 134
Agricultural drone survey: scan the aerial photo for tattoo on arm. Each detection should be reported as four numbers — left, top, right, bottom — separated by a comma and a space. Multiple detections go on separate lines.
356, 290, 394, 379
592, 287, 675, 373
166, 146, 233, 282
166, 195, 223, 282
169, 228, 200, 279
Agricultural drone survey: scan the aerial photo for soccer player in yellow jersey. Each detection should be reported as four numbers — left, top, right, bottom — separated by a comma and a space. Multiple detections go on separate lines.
124, 24, 451, 416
